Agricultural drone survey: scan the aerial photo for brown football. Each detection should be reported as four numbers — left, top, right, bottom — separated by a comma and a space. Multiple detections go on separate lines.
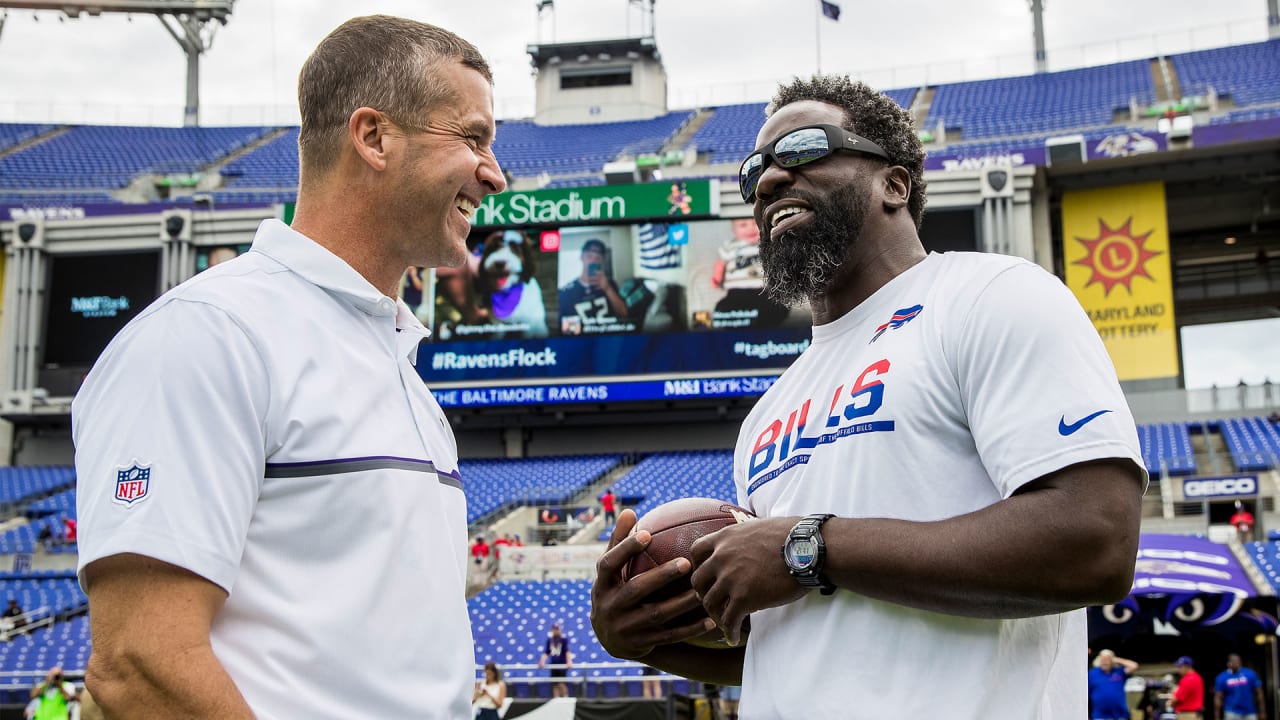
622, 497, 754, 648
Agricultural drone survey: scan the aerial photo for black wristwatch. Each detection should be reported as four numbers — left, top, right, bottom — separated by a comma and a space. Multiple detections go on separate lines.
782, 513, 837, 595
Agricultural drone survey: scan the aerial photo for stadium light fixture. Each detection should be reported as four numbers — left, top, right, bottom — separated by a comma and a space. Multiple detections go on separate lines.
0, 0, 235, 125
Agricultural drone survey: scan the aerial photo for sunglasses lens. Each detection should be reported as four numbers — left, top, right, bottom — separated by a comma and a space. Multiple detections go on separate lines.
740, 153, 764, 200
775, 127, 831, 168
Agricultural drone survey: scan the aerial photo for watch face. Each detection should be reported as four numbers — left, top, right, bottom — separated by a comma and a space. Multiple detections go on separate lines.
786, 538, 817, 569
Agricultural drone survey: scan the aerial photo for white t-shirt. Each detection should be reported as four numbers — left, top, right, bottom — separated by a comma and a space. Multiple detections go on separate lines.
734, 252, 1144, 720
74, 220, 473, 720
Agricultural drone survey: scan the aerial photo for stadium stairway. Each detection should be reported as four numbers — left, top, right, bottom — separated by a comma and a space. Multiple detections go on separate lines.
910, 86, 936, 133
0, 126, 69, 161
197, 127, 293, 184
1149, 57, 1180, 103
566, 458, 640, 545
661, 108, 715, 156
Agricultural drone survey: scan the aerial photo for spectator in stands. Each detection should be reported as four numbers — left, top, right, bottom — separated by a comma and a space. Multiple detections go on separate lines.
36, 523, 56, 552
558, 239, 628, 333
1170, 656, 1204, 720
72, 16, 504, 720
1214, 653, 1265, 720
61, 517, 76, 545
1089, 650, 1138, 720
601, 487, 618, 525
1267, 411, 1280, 425
537, 622, 573, 697
1231, 501, 1255, 543
472, 661, 506, 720
492, 533, 511, 557
590, 75, 1144, 718
5, 598, 26, 629
471, 536, 491, 566
30, 667, 75, 720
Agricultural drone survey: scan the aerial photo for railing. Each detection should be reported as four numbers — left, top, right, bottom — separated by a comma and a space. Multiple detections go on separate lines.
473, 661, 678, 696
0, 606, 54, 642
0, 668, 83, 692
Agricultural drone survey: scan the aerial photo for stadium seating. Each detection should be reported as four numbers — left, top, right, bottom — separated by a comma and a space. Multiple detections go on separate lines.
1172, 40, 1280, 106
0, 615, 91, 690
24, 489, 75, 519
1209, 106, 1280, 125
600, 450, 735, 540
219, 127, 300, 188
1217, 417, 1280, 472
687, 102, 768, 166
0, 572, 86, 619
0, 516, 76, 554
0, 125, 270, 190
0, 467, 75, 506
461, 454, 621, 525
927, 60, 1154, 140
0, 191, 117, 206
1137, 422, 1197, 476
1248, 542, 1280, 594
3, 42, 1280, 203
469, 579, 690, 698
0, 124, 56, 152
688, 89, 916, 166
492, 111, 694, 177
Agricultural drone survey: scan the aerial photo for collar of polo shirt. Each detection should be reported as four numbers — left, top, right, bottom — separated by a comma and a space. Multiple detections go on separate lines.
250, 220, 431, 363
252, 220, 430, 337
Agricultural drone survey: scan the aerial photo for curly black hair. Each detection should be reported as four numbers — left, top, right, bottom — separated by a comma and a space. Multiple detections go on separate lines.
768, 75, 927, 230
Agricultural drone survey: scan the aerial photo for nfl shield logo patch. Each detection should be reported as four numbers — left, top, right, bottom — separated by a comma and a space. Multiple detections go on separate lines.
114, 462, 152, 506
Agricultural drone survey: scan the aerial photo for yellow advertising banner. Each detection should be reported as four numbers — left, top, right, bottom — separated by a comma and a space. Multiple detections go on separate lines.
1061, 181, 1178, 381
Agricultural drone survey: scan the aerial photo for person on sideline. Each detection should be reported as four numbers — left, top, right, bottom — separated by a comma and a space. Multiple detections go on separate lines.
1088, 650, 1139, 720
74, 15, 505, 719
1215, 654, 1266, 720
537, 622, 574, 698
472, 662, 506, 720
1170, 656, 1204, 720
590, 75, 1144, 719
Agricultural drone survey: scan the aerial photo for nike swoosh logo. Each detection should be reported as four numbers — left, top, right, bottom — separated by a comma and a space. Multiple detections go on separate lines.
1059, 410, 1113, 436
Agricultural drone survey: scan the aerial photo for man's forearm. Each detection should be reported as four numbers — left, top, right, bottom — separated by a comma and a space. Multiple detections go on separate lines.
89, 643, 253, 719
823, 462, 1142, 618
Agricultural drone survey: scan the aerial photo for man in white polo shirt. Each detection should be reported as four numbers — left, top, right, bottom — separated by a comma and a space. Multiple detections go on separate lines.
73, 16, 504, 719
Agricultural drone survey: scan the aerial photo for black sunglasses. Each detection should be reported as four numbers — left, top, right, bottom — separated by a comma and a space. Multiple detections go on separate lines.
738, 124, 891, 202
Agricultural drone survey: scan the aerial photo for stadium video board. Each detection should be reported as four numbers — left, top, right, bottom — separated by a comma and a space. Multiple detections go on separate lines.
40, 251, 161, 395
410, 181, 815, 408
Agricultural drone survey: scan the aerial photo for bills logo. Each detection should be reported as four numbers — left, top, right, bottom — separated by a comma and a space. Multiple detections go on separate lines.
748, 359, 894, 493
114, 462, 152, 506
869, 304, 923, 343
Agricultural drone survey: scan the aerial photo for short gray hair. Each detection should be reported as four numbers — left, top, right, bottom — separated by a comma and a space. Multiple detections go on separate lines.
297, 15, 492, 176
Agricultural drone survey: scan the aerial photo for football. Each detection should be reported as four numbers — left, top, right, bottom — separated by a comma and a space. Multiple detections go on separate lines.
623, 497, 754, 648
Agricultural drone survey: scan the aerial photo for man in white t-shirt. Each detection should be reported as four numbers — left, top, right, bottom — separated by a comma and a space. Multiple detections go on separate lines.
591, 75, 1145, 719
74, 16, 505, 720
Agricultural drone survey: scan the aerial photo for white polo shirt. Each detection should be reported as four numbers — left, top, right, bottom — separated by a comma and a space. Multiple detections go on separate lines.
74, 219, 473, 720
735, 252, 1144, 719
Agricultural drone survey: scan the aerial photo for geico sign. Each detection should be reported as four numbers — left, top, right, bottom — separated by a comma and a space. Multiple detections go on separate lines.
1183, 477, 1256, 498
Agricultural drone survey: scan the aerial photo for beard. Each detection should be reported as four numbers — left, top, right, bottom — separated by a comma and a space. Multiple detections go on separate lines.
757, 179, 870, 307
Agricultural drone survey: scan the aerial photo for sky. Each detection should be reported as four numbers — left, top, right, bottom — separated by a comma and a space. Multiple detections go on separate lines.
0, 0, 1271, 125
